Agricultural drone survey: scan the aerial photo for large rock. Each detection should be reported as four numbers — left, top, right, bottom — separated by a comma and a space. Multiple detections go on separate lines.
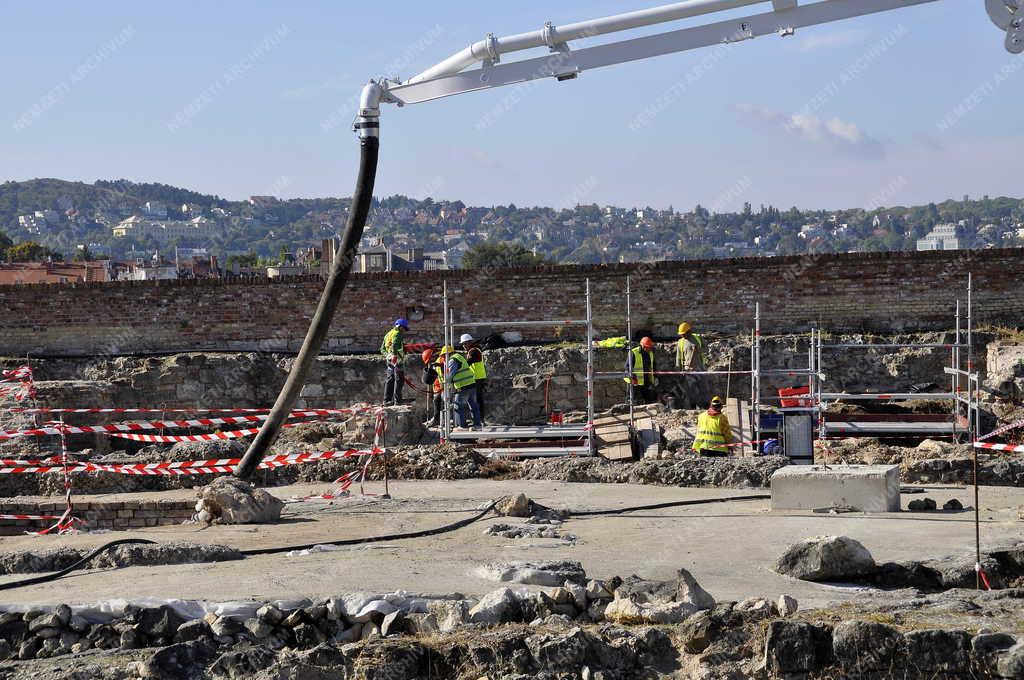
140, 640, 216, 679
614, 568, 714, 609
763, 620, 831, 675
776, 535, 876, 581
903, 629, 971, 673
603, 596, 697, 625
495, 493, 532, 517
832, 621, 903, 671
468, 588, 521, 625
477, 560, 587, 586
196, 477, 284, 524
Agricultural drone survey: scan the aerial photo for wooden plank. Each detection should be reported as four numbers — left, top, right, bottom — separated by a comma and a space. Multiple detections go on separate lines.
725, 398, 751, 456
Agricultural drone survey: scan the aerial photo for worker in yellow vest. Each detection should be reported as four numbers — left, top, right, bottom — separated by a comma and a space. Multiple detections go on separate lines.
676, 321, 708, 408
624, 337, 657, 404
692, 396, 734, 457
443, 346, 481, 429
460, 333, 487, 422
380, 318, 409, 405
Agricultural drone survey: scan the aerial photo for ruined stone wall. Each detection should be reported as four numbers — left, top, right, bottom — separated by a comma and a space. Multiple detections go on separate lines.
0, 249, 1021, 356
0, 498, 194, 536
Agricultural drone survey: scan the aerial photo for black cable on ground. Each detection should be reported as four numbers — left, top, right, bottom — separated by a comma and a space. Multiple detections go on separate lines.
569, 494, 771, 517
240, 499, 499, 556
0, 538, 156, 592
0, 494, 771, 591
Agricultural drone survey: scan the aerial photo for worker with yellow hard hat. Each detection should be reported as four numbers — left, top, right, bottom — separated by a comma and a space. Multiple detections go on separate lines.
676, 321, 708, 408
624, 336, 658, 405
692, 395, 734, 457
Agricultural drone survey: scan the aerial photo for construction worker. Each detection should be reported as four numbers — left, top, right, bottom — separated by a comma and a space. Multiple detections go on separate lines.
421, 348, 445, 428
692, 395, 734, 457
443, 345, 481, 429
460, 333, 487, 422
625, 337, 657, 405
676, 322, 708, 408
380, 318, 409, 405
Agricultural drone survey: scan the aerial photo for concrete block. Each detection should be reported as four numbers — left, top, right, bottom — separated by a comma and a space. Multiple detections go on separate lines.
771, 465, 899, 513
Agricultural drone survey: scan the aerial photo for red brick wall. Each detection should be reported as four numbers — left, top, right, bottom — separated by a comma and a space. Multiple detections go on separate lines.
1, 249, 1021, 356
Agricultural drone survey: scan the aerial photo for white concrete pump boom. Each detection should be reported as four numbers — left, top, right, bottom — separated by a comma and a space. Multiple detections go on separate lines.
235, 0, 1017, 479
354, 0, 1019, 114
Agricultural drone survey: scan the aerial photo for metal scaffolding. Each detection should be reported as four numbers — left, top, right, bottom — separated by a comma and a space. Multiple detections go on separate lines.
441, 279, 596, 457
813, 276, 978, 442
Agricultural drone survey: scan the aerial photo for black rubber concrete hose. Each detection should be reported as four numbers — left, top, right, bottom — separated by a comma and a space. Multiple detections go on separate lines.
234, 136, 380, 480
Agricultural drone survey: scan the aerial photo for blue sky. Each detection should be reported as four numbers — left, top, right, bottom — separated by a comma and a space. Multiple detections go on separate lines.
2, 1, 1020, 211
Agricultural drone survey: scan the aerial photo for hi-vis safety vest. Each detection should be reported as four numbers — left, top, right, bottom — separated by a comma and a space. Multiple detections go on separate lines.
432, 361, 445, 394
597, 337, 627, 349
380, 328, 405, 360
624, 346, 656, 386
450, 354, 477, 390
468, 348, 487, 380
693, 410, 731, 454
677, 333, 705, 368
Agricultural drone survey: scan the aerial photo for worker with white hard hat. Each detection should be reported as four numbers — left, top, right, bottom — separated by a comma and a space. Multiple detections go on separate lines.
460, 333, 487, 423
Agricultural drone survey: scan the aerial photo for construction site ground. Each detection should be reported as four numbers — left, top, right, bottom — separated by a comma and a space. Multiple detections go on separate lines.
2, 479, 1022, 612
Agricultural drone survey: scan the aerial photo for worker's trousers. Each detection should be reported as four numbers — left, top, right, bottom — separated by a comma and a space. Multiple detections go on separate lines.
383, 365, 404, 404
475, 379, 487, 421
428, 393, 443, 426
455, 386, 481, 429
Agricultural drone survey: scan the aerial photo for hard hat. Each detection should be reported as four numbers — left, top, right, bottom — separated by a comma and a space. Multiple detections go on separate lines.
711, 395, 724, 406
394, 318, 409, 329
421, 349, 434, 364
677, 322, 692, 335
439, 345, 454, 356
640, 337, 655, 349
459, 333, 475, 344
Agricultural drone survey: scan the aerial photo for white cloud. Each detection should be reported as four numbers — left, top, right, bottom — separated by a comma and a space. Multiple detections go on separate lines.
735, 104, 885, 159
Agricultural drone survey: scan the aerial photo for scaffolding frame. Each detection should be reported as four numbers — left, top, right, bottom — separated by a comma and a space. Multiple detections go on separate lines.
595, 291, 824, 457
441, 279, 596, 456
813, 276, 977, 442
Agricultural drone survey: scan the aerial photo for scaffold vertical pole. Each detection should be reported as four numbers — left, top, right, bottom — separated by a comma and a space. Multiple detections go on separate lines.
586, 279, 595, 452
754, 302, 761, 449
816, 328, 825, 442
441, 282, 451, 441
953, 299, 961, 438
968, 272, 980, 589
626, 275, 634, 429
750, 327, 756, 451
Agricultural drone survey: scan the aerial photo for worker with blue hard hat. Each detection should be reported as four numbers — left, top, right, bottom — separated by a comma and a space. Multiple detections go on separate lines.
381, 318, 410, 405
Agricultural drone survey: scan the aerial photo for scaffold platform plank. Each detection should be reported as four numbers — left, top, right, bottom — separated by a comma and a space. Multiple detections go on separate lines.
449, 425, 590, 441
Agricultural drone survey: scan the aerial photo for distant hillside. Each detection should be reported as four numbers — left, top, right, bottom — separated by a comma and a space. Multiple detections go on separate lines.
0, 177, 1021, 265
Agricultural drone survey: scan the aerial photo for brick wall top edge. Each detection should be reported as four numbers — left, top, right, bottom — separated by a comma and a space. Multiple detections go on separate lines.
1, 247, 1021, 295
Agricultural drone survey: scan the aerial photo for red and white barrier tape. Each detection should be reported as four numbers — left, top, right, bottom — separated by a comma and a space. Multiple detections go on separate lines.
0, 366, 32, 382
0, 410, 361, 440
0, 448, 381, 476
6, 406, 381, 416
0, 513, 64, 521
977, 416, 1024, 443
973, 442, 1024, 453
106, 420, 334, 443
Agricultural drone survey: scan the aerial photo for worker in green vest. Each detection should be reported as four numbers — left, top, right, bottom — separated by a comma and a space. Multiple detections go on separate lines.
443, 346, 481, 429
676, 322, 708, 408
624, 336, 657, 404
692, 395, 734, 457
460, 333, 487, 422
380, 318, 409, 405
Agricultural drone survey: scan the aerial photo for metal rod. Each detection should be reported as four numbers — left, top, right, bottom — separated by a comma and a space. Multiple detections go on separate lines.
585, 279, 595, 451
953, 299, 961, 438
595, 370, 756, 376
818, 393, 957, 401
626, 275, 634, 429
452, 320, 589, 328
819, 343, 965, 350
754, 302, 761, 452
407, 0, 767, 83
968, 272, 980, 589
442, 282, 451, 441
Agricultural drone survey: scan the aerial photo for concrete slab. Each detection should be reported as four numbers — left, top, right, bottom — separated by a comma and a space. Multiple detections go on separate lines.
0, 480, 1020, 613
771, 464, 900, 512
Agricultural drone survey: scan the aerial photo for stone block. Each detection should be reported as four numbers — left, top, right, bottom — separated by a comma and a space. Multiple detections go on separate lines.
771, 465, 899, 513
